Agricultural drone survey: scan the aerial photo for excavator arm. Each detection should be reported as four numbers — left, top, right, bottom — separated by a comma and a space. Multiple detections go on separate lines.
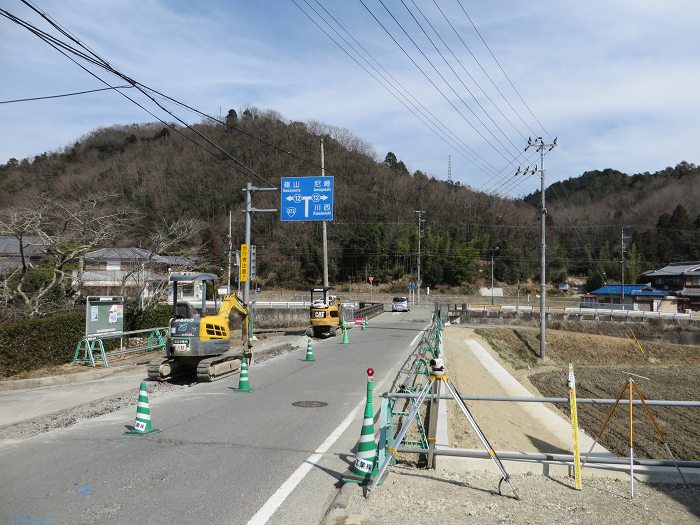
219, 294, 250, 345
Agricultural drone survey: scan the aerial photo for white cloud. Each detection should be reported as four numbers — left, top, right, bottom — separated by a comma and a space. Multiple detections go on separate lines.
1, 0, 699, 197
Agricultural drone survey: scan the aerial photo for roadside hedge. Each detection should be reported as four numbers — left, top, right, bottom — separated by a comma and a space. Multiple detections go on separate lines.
0, 305, 173, 378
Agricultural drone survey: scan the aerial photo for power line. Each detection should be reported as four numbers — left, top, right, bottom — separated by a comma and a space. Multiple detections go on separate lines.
431, 0, 540, 139
3, 5, 282, 187
410, 0, 530, 142
455, 0, 552, 140
300, 0, 504, 178
0, 85, 133, 104
292, 0, 499, 178
365, 0, 524, 170
399, 0, 530, 163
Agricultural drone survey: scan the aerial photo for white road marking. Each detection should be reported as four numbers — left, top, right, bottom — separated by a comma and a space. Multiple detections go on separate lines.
245, 402, 362, 525
246, 322, 428, 525
409, 321, 431, 348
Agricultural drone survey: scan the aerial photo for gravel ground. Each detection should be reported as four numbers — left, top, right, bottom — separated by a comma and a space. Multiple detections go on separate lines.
325, 326, 700, 524
0, 379, 187, 440
0, 334, 303, 441
326, 467, 700, 525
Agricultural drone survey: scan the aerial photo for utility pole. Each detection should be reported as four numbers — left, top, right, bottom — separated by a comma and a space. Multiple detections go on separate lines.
227, 209, 232, 295
621, 225, 631, 306
243, 183, 278, 343
321, 139, 329, 289
414, 210, 426, 305
521, 136, 557, 359
490, 246, 500, 305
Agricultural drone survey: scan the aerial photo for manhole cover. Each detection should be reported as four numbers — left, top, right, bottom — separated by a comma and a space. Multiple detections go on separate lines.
292, 401, 328, 408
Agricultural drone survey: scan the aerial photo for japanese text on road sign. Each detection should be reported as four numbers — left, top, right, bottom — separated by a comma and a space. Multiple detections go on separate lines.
280, 176, 334, 222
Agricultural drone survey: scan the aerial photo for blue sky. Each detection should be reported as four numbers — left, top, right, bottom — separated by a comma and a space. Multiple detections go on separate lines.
1, 0, 699, 196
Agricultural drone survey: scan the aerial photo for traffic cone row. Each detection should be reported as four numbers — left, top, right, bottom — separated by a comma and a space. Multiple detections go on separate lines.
125, 357, 256, 435
124, 382, 160, 436
343, 368, 377, 484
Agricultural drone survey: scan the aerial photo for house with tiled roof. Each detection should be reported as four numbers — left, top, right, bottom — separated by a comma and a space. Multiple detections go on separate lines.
583, 284, 674, 312
641, 261, 700, 312
73, 247, 193, 301
0, 235, 47, 273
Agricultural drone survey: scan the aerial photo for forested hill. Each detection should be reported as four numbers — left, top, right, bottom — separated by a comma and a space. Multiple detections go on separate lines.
522, 162, 700, 290
525, 162, 700, 217
1, 108, 699, 291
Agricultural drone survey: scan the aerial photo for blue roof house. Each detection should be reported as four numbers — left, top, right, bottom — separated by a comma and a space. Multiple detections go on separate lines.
589, 284, 669, 312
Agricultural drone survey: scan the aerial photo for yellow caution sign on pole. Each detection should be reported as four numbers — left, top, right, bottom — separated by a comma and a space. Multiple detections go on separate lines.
240, 244, 249, 283
568, 363, 582, 490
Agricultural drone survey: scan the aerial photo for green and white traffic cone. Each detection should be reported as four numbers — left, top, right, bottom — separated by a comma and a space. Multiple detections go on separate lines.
361, 319, 367, 331
342, 325, 349, 345
234, 357, 253, 392
124, 381, 161, 436
305, 338, 315, 362
343, 368, 378, 484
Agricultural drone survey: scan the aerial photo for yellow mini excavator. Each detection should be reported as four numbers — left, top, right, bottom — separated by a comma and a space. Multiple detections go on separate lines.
148, 272, 250, 382
307, 286, 343, 338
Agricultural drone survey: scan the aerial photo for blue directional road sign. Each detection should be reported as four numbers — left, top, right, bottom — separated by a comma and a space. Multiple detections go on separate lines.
280, 176, 334, 222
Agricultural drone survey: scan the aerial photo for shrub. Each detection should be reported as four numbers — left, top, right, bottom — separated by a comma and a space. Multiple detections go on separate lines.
0, 311, 84, 378
0, 305, 172, 378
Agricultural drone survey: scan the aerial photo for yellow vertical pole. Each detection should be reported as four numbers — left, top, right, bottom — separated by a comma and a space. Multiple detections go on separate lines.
568, 363, 582, 490
629, 378, 635, 498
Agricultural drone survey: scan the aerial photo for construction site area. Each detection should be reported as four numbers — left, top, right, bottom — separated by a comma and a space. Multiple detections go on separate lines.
2, 305, 699, 525
326, 318, 700, 525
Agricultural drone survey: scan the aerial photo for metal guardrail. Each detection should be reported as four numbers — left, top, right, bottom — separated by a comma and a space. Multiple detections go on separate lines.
379, 320, 698, 474
385, 392, 700, 407
72, 327, 168, 368
252, 301, 310, 308
446, 303, 699, 323
396, 446, 700, 469
357, 302, 384, 319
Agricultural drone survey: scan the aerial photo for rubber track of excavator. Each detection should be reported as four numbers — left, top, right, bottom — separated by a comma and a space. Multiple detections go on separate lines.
195, 355, 241, 382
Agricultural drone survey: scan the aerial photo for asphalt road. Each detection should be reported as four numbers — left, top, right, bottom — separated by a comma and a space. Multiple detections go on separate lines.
0, 308, 432, 525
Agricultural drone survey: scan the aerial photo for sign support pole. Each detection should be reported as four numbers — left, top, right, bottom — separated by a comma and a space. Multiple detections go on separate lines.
242, 183, 278, 345
321, 140, 329, 289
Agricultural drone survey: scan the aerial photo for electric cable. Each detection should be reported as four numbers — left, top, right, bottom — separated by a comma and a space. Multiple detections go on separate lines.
0, 85, 133, 104
362, 0, 523, 171
455, 0, 552, 141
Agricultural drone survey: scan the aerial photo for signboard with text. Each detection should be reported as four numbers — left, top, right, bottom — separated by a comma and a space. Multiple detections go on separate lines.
85, 296, 124, 337
240, 244, 249, 283
280, 176, 334, 222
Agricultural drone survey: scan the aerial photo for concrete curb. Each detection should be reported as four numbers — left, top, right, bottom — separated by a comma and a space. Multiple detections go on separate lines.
0, 334, 308, 392
0, 363, 146, 392
321, 482, 361, 525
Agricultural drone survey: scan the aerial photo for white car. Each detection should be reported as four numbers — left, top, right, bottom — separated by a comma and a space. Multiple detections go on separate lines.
392, 297, 409, 312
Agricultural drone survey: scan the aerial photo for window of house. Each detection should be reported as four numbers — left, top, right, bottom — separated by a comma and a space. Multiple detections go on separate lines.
692, 277, 700, 287
106, 260, 121, 271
